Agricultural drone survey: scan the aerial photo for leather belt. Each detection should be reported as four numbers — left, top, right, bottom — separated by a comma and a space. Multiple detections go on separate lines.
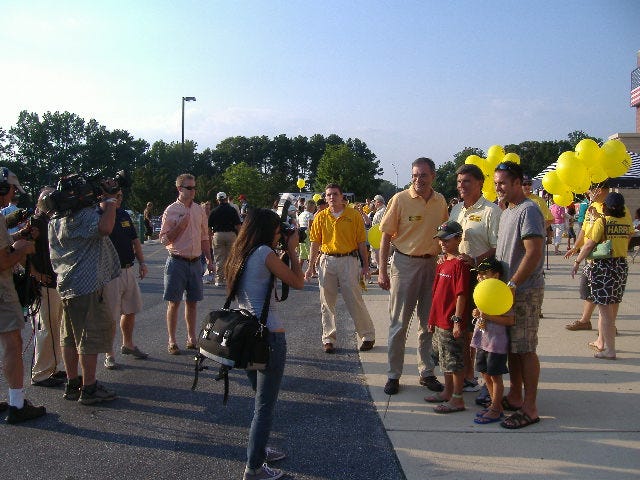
395, 250, 433, 259
170, 254, 200, 263
321, 250, 358, 258
121, 263, 133, 269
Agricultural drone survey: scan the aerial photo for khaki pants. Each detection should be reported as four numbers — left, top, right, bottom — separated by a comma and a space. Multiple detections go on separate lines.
213, 231, 237, 284
387, 253, 436, 379
32, 286, 63, 382
318, 255, 375, 345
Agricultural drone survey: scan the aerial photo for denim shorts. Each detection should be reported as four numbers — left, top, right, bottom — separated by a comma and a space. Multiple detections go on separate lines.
475, 348, 509, 376
163, 255, 204, 302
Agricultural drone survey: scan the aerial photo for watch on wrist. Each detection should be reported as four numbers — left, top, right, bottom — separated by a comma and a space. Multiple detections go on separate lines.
506, 280, 517, 289
450, 315, 462, 324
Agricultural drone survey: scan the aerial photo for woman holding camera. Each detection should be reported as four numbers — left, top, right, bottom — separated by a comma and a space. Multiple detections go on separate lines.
225, 208, 304, 480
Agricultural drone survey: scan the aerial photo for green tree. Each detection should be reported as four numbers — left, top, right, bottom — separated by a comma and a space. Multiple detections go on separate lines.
222, 162, 270, 208
314, 144, 380, 199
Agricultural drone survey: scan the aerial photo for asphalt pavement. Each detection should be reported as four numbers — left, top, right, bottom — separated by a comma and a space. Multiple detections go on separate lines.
0, 240, 404, 480
3, 242, 639, 479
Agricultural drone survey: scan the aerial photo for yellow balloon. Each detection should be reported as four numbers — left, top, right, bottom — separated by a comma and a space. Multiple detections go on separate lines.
588, 163, 608, 184
296, 178, 305, 189
553, 191, 574, 207
570, 175, 591, 195
541, 170, 568, 195
556, 151, 588, 190
575, 139, 600, 167
312, 193, 322, 202
473, 278, 513, 316
600, 140, 631, 178
482, 186, 497, 202
367, 224, 382, 249
487, 145, 505, 159
503, 152, 520, 164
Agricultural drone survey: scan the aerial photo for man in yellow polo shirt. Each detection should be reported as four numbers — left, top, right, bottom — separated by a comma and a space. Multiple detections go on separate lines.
378, 157, 449, 395
305, 183, 375, 353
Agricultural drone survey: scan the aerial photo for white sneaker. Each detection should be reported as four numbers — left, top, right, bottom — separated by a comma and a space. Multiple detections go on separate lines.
104, 356, 117, 370
243, 463, 283, 480
265, 447, 286, 462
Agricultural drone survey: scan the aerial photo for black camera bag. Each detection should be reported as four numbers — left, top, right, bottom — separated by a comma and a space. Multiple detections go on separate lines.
192, 247, 274, 405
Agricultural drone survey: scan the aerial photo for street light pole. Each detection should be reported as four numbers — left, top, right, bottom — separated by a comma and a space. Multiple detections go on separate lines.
391, 162, 398, 192
181, 96, 196, 160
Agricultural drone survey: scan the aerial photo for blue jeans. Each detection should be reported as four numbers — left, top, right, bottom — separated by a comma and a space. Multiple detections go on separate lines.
246, 332, 286, 469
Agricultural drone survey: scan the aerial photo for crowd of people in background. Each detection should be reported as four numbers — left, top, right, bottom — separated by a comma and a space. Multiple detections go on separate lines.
1, 160, 637, 480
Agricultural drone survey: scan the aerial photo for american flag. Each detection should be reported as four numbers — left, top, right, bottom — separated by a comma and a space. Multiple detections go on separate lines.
632, 67, 640, 107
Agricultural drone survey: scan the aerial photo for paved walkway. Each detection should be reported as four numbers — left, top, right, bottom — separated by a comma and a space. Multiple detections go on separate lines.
358, 253, 640, 479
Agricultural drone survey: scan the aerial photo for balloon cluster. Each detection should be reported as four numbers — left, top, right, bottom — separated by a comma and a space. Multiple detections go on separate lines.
541, 139, 631, 207
465, 145, 520, 202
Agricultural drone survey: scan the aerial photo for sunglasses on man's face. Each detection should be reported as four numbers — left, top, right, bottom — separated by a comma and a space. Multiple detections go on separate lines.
180, 185, 196, 190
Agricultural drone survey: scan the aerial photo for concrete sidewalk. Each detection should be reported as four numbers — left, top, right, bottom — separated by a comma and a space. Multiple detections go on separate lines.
359, 253, 640, 479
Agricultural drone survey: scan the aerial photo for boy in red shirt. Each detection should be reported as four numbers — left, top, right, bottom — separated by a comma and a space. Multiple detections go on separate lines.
425, 221, 470, 413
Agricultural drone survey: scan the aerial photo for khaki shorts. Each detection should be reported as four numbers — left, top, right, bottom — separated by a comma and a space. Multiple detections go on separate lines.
102, 268, 143, 321
61, 289, 114, 354
0, 302, 25, 333
509, 288, 544, 354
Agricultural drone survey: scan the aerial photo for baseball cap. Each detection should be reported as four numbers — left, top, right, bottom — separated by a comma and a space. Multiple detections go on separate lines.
373, 194, 385, 203
1, 167, 25, 194
476, 257, 504, 275
434, 220, 463, 240
604, 192, 624, 209
216, 192, 227, 200
238, 194, 246, 201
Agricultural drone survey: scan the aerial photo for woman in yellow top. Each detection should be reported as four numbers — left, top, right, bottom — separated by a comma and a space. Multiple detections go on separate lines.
571, 192, 632, 360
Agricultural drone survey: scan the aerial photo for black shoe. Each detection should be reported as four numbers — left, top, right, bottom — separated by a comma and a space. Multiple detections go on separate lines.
64, 376, 83, 401
384, 378, 400, 395
32, 376, 65, 388
52, 371, 67, 380
0, 401, 8, 413
6, 399, 46, 424
419, 375, 444, 392
79, 382, 116, 405
323, 343, 335, 354
359, 340, 375, 351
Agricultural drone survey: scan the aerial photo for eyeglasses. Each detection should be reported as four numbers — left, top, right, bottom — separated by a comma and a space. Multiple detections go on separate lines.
180, 185, 196, 190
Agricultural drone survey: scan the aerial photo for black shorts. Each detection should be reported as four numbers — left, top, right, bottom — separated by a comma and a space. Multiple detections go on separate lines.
475, 348, 509, 376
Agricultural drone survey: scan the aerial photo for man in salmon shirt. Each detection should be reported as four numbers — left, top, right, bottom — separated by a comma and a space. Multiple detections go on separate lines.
159, 174, 213, 355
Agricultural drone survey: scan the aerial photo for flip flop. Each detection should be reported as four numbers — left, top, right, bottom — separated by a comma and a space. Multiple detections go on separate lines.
500, 411, 540, 429
433, 402, 466, 414
424, 393, 449, 403
474, 412, 504, 424
587, 341, 604, 352
475, 408, 490, 417
501, 396, 521, 411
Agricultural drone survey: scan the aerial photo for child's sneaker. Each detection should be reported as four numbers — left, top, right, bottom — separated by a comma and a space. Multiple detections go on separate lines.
243, 464, 283, 480
463, 377, 481, 392
79, 382, 117, 405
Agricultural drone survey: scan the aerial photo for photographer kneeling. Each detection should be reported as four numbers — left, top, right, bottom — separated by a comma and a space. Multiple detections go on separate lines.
47, 174, 121, 405
224, 208, 304, 480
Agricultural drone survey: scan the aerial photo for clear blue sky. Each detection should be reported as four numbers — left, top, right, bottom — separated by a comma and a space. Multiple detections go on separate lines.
1, 0, 638, 184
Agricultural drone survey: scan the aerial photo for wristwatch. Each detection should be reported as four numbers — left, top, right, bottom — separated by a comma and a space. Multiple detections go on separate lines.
450, 315, 462, 324
506, 280, 517, 289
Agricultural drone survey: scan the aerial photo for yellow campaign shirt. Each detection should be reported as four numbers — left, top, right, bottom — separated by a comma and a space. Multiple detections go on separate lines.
379, 186, 448, 257
308, 206, 366, 253
587, 214, 632, 258
527, 194, 553, 223
580, 202, 631, 249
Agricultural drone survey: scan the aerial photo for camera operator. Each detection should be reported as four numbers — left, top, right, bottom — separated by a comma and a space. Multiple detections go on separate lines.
29, 187, 66, 388
48, 176, 121, 405
0, 167, 46, 423
99, 188, 148, 370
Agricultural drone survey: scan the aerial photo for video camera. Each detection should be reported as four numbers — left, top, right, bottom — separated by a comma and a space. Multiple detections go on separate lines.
5, 208, 34, 230
41, 170, 130, 217
275, 193, 306, 248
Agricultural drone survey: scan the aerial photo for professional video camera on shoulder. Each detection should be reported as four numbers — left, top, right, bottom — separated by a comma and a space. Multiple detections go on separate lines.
41, 170, 130, 217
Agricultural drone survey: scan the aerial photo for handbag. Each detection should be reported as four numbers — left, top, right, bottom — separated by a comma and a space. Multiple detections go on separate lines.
588, 217, 612, 260
192, 246, 274, 405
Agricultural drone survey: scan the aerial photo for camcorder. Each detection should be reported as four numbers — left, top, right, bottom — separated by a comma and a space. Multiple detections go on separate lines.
41, 170, 130, 217
275, 193, 306, 249
5, 208, 34, 230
